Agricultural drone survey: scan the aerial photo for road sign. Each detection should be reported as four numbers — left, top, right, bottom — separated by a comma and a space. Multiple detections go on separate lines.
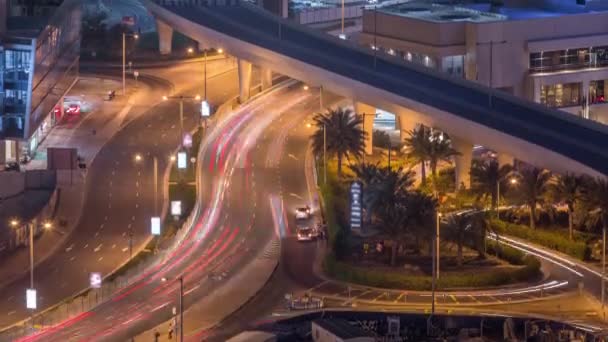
26, 289, 36, 309
350, 182, 362, 230
171, 201, 182, 216
177, 152, 187, 169
151, 217, 161, 236
183, 133, 192, 148
201, 100, 210, 117
90, 272, 102, 288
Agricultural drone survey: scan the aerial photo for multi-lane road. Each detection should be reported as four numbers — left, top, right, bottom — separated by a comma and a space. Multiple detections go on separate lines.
10, 82, 315, 341
0, 59, 238, 328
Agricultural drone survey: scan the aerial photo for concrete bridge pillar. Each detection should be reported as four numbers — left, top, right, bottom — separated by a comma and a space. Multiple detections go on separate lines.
197, 40, 206, 52
238, 59, 253, 103
497, 152, 514, 168
260, 67, 273, 91
156, 19, 173, 55
451, 136, 473, 190
354, 102, 376, 156
397, 113, 419, 144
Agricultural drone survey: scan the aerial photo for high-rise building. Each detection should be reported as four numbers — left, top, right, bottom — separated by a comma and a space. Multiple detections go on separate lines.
0, 0, 81, 164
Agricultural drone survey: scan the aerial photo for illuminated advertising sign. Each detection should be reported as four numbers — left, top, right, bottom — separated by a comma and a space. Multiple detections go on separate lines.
177, 152, 187, 169
151, 217, 161, 236
350, 182, 362, 230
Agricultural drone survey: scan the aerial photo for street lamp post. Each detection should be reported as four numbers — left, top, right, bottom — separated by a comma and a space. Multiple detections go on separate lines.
122, 32, 139, 96
323, 123, 327, 185
436, 212, 441, 278
162, 276, 184, 342
162, 95, 201, 147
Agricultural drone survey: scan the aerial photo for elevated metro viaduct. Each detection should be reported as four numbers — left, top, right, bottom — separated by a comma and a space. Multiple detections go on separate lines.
144, 0, 608, 187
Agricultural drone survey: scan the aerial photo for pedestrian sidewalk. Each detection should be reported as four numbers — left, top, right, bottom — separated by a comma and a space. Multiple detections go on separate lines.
0, 76, 160, 290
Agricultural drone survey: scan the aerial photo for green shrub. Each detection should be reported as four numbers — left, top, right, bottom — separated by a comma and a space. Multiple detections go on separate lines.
486, 239, 526, 265
323, 252, 541, 291
490, 219, 590, 260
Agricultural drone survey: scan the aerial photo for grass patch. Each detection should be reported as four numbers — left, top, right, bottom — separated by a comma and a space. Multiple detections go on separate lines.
490, 219, 591, 261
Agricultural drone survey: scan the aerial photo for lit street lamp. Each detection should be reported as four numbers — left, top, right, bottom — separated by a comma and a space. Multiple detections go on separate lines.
122, 32, 139, 96
161, 276, 184, 342
162, 95, 201, 147
496, 176, 518, 220
9, 219, 53, 314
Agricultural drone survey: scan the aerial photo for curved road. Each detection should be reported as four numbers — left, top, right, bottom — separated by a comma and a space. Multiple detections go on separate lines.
0, 59, 237, 328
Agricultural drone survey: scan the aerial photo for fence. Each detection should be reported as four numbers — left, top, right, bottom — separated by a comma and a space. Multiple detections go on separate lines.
293, 6, 363, 25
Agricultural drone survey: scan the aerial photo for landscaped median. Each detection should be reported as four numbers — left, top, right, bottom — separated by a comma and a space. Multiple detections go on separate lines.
316, 159, 542, 291
489, 219, 591, 261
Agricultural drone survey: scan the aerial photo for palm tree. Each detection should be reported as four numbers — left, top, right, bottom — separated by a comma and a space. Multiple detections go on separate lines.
470, 159, 513, 209
404, 191, 439, 252
367, 166, 415, 214
586, 178, 608, 237
518, 167, 552, 230
311, 107, 365, 177
445, 214, 470, 267
403, 126, 431, 185
550, 173, 586, 240
427, 129, 460, 178
375, 199, 409, 266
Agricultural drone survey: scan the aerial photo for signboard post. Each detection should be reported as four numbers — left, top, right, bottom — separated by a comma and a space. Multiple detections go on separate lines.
201, 100, 210, 117
26, 289, 36, 309
151, 217, 161, 236
90, 272, 102, 289
177, 152, 187, 169
350, 182, 362, 232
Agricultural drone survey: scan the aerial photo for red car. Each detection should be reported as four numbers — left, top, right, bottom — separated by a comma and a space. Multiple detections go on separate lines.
65, 104, 80, 115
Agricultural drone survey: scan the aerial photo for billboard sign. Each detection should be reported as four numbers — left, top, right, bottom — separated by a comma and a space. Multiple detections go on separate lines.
350, 182, 362, 230
177, 152, 187, 169
90, 272, 102, 288
26, 289, 36, 309
151, 217, 161, 236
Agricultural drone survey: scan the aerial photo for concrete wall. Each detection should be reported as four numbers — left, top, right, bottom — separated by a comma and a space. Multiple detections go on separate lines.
0, 171, 26, 198
295, 5, 362, 25
0, 169, 56, 198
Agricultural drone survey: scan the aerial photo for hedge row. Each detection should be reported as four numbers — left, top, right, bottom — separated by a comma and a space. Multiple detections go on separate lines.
323, 252, 541, 291
490, 219, 590, 261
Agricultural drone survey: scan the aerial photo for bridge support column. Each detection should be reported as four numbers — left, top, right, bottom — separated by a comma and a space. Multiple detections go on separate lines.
355, 102, 375, 156
497, 152, 514, 168
156, 19, 173, 55
397, 113, 419, 144
261, 67, 273, 91
451, 137, 473, 190
238, 59, 253, 103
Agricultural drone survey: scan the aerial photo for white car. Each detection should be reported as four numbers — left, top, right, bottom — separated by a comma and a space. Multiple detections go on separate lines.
296, 227, 315, 241
295, 206, 311, 220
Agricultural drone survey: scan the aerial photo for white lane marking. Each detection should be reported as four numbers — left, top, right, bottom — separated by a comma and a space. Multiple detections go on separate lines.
94, 244, 102, 252
289, 193, 302, 199
122, 247, 129, 252
65, 244, 74, 252
7, 311, 15, 316
83, 244, 88, 249
151, 302, 170, 312
70, 256, 75, 261
184, 284, 200, 296
98, 257, 104, 262
288, 154, 298, 161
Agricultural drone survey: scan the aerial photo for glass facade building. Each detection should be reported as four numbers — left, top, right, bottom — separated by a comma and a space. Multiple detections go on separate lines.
0, 0, 81, 159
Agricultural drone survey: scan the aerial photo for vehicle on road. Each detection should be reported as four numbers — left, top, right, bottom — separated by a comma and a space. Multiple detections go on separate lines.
296, 226, 316, 241
295, 206, 311, 220
65, 104, 81, 115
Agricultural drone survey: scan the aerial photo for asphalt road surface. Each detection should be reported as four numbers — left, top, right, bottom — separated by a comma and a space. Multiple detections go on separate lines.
0, 60, 238, 328
12, 82, 315, 341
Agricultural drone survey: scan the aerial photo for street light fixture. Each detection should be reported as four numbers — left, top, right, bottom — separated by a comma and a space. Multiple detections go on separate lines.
122, 32, 139, 96
187, 47, 194, 54
217, 48, 224, 54
162, 95, 202, 147
161, 276, 184, 342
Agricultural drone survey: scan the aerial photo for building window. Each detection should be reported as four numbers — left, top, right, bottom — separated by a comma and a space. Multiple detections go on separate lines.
590, 80, 606, 104
441, 55, 464, 77
540, 82, 581, 108
530, 46, 608, 73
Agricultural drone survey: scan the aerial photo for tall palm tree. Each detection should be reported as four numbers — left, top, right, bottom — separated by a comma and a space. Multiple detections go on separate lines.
367, 166, 415, 213
376, 199, 409, 266
518, 167, 552, 230
445, 213, 471, 267
404, 191, 439, 251
311, 107, 365, 177
586, 178, 608, 236
550, 173, 587, 240
470, 159, 513, 209
427, 129, 460, 178
403, 126, 431, 185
